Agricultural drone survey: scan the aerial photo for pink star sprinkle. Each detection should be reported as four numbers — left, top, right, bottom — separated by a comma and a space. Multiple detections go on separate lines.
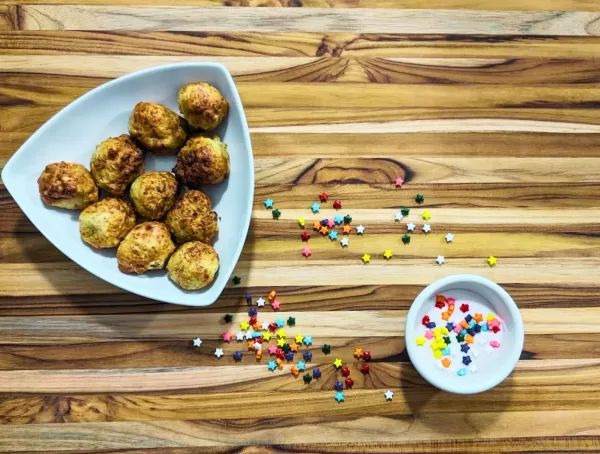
327, 218, 336, 228
395, 177, 404, 187
302, 247, 312, 257
268, 344, 278, 355
424, 330, 434, 340
446, 297, 456, 305
490, 340, 501, 348
271, 300, 281, 310
222, 331, 232, 342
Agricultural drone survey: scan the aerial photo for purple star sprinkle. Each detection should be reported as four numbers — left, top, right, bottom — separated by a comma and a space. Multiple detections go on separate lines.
313, 368, 322, 379
303, 351, 313, 362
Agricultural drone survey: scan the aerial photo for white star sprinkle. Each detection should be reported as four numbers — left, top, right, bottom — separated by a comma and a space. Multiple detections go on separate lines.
423, 224, 431, 233
445, 232, 454, 243
261, 321, 270, 330
469, 364, 479, 373
436, 255, 445, 265
193, 338, 202, 347
244, 332, 253, 340
253, 342, 262, 351
356, 225, 365, 234
406, 223, 416, 232
256, 298, 265, 307
214, 348, 224, 358
236, 332, 245, 341
340, 237, 349, 247
384, 390, 394, 401
394, 212, 403, 222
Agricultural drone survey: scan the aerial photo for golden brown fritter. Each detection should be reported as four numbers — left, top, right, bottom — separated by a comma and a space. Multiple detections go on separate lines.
172, 135, 230, 188
165, 190, 218, 244
128, 102, 188, 155
38, 162, 98, 210
90, 134, 144, 197
167, 241, 219, 290
79, 198, 136, 249
130, 171, 178, 220
116, 222, 175, 274
177, 82, 229, 131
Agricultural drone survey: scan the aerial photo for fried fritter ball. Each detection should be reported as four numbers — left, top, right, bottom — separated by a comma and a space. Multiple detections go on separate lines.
130, 172, 178, 220
116, 222, 175, 274
177, 82, 229, 131
172, 135, 230, 188
128, 102, 188, 155
165, 190, 218, 244
167, 241, 219, 290
38, 162, 98, 210
90, 135, 144, 197
79, 198, 136, 249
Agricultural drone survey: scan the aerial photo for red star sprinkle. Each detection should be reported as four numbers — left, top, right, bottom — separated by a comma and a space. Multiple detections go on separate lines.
276, 349, 285, 359
360, 364, 370, 374
269, 323, 278, 332
422, 315, 430, 326
249, 315, 257, 325
333, 200, 342, 209
301, 231, 310, 242
435, 301, 445, 309
363, 351, 372, 361
460, 303, 470, 313
255, 338, 263, 344
492, 326, 500, 333
345, 377, 354, 388
341, 366, 350, 377
319, 192, 328, 202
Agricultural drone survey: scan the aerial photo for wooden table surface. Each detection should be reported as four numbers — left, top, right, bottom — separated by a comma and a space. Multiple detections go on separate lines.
2, 1, 600, 452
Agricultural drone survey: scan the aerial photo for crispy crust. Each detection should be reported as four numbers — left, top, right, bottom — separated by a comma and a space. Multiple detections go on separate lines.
167, 241, 219, 290
165, 190, 218, 244
116, 221, 175, 274
130, 171, 179, 220
79, 198, 136, 248
38, 161, 98, 210
177, 82, 229, 131
172, 135, 230, 188
128, 102, 188, 155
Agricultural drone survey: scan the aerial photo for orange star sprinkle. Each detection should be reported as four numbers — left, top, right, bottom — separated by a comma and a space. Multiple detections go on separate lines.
253, 322, 262, 331
460, 320, 470, 329
291, 365, 300, 376
276, 358, 284, 368
441, 358, 451, 368
441, 312, 449, 321
465, 334, 474, 344
319, 226, 329, 235
353, 347, 363, 358
268, 290, 277, 301
290, 342, 299, 352
255, 349, 263, 360
248, 341, 255, 351
342, 224, 351, 234
312, 221, 320, 230
473, 313, 483, 323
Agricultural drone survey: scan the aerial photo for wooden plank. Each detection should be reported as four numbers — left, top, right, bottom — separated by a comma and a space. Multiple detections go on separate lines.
0, 411, 599, 451
16, 6, 600, 35
0, 5, 18, 31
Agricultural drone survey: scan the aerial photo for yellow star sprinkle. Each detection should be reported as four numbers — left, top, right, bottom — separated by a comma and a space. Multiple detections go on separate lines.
383, 250, 392, 260
433, 328, 441, 336
433, 349, 443, 359
240, 321, 250, 331
262, 331, 272, 341
422, 210, 431, 221
298, 218, 305, 227
486, 313, 496, 321
441, 327, 449, 335
333, 358, 343, 368
277, 329, 286, 338
277, 338, 285, 347
295, 334, 304, 344
487, 255, 497, 266
361, 253, 371, 264
416, 336, 426, 346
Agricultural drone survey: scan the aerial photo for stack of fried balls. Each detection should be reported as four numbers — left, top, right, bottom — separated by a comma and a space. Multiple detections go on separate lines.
37, 82, 230, 290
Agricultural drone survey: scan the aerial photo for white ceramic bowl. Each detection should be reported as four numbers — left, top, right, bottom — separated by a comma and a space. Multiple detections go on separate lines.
405, 275, 524, 394
2, 63, 254, 306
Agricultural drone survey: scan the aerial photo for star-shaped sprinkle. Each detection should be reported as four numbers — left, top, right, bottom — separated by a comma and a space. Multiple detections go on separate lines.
394, 212, 403, 221
303, 336, 312, 346
233, 351, 242, 361
193, 338, 202, 347
401, 207, 410, 216
383, 249, 392, 260
222, 331, 232, 342
297, 360, 306, 371
256, 298, 265, 307
245, 293, 252, 304
295, 334, 304, 344
298, 218, 305, 227
344, 214, 352, 224
422, 210, 431, 221
416, 336, 426, 346
272, 209, 281, 219
360, 364, 370, 374
248, 307, 257, 317
287, 317, 296, 326
406, 223, 416, 232
268, 360, 277, 371
415, 194, 424, 204
311, 203, 320, 213
261, 321, 270, 331
240, 321, 250, 331
334, 391, 345, 402
276, 318, 285, 328
436, 255, 445, 265
267, 344, 278, 355
301, 231, 310, 242
395, 177, 404, 187
363, 351, 372, 361
345, 377, 354, 388
487, 255, 497, 266
263, 331, 272, 341
361, 253, 371, 263
303, 373, 313, 384
214, 348, 224, 358
303, 351, 312, 362
329, 230, 338, 241
290, 342, 299, 352
423, 224, 431, 233
356, 225, 365, 234
247, 340, 255, 351
319, 226, 329, 236
244, 332, 252, 340
236, 332, 245, 341
232, 276, 241, 285
302, 247, 312, 258
277, 338, 285, 347
334, 215, 344, 224
333, 358, 343, 368
322, 344, 331, 354
277, 329, 286, 338
342, 224, 351, 234
340, 237, 350, 247
290, 365, 299, 376
334, 381, 344, 391
319, 192, 328, 202
312, 220, 320, 230
384, 390, 394, 400
333, 200, 342, 209
224, 314, 233, 323
445, 232, 454, 243
253, 342, 262, 351
264, 198, 274, 209
354, 347, 363, 358
313, 368, 322, 379
327, 218, 336, 228
402, 234, 411, 244
461, 343, 470, 353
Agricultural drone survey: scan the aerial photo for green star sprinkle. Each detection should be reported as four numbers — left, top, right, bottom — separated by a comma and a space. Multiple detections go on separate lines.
303, 373, 313, 384
283, 343, 291, 353
443, 336, 451, 344
232, 276, 241, 285
344, 215, 352, 224
401, 207, 410, 216
322, 344, 331, 354
402, 234, 411, 244
456, 333, 465, 343
287, 317, 296, 326
224, 314, 233, 323
272, 208, 281, 219
415, 194, 424, 204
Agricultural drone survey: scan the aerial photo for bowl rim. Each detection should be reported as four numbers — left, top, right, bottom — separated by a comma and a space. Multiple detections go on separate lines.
405, 274, 525, 394
1, 62, 254, 306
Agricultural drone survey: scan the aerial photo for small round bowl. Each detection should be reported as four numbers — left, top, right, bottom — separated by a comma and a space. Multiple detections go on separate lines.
405, 274, 524, 394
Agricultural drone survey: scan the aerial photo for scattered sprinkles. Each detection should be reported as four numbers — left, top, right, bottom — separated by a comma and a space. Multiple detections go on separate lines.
264, 198, 274, 209
356, 225, 365, 235
487, 256, 498, 266
232, 276, 241, 285
401, 207, 410, 216
415, 194, 425, 204
422, 210, 431, 221
361, 253, 371, 264
302, 247, 312, 258
333, 200, 342, 210
298, 218, 305, 227
384, 390, 394, 400
311, 203, 320, 213
402, 234, 411, 245
272, 209, 281, 219
340, 237, 350, 247
395, 177, 404, 188
383, 249, 393, 260
423, 224, 431, 233
193, 338, 202, 347
445, 232, 454, 243
436, 255, 445, 265
319, 192, 328, 203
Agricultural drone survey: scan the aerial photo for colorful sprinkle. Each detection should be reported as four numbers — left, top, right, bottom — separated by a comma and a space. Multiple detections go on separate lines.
415, 194, 424, 204
361, 253, 371, 264
487, 255, 497, 266
264, 198, 274, 208
383, 249, 393, 260
311, 203, 320, 213
490, 340, 501, 348
319, 192, 328, 202
333, 200, 342, 210
457, 368, 467, 376
272, 209, 281, 219
402, 234, 411, 244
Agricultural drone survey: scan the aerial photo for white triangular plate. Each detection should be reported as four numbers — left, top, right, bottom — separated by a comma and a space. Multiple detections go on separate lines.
2, 63, 254, 306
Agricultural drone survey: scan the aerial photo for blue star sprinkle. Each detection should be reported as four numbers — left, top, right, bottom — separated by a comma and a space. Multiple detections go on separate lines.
264, 198, 274, 209
311, 203, 320, 213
